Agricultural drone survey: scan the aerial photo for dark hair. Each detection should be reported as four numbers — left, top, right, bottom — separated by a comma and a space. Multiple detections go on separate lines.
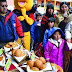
46, 3, 54, 13
36, 13, 42, 19
60, 2, 69, 11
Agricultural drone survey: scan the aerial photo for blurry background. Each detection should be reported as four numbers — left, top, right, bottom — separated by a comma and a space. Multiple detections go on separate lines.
6, 0, 72, 14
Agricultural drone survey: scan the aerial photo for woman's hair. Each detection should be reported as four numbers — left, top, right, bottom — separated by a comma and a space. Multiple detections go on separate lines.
36, 13, 42, 19
60, 2, 69, 11
46, 3, 54, 13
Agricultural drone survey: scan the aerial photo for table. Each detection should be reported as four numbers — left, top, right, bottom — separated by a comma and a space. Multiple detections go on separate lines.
0, 62, 63, 72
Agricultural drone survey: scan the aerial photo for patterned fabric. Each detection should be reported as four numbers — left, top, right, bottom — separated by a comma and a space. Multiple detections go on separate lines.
34, 42, 44, 57
41, 14, 56, 25
40, 14, 56, 42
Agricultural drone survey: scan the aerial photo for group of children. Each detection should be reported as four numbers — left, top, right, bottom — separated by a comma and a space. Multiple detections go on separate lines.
31, 2, 72, 72
0, 0, 72, 71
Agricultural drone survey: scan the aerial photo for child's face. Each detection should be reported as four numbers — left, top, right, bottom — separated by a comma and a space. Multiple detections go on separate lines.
0, 2, 7, 14
53, 31, 61, 41
61, 4, 69, 13
47, 8, 53, 15
36, 16, 42, 21
48, 21, 54, 28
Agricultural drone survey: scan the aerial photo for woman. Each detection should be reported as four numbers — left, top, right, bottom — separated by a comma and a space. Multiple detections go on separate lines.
55, 2, 70, 28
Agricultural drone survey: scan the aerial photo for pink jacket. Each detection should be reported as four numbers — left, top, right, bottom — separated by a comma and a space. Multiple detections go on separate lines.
44, 39, 69, 69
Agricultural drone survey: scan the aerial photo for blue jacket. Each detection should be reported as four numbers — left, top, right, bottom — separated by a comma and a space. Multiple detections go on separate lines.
0, 10, 23, 43
30, 22, 41, 43
43, 27, 57, 47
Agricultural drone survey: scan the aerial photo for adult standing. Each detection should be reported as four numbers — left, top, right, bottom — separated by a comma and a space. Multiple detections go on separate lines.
40, 3, 56, 42
0, 0, 24, 48
56, 2, 70, 32
64, 14, 72, 72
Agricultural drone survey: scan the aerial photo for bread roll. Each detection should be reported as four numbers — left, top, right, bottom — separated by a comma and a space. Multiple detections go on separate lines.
40, 64, 46, 70
12, 49, 17, 56
31, 67, 39, 71
34, 59, 43, 68
8, 42, 13, 46
15, 49, 25, 57
39, 57, 46, 64
0, 56, 3, 61
5, 44, 10, 48
27, 60, 34, 68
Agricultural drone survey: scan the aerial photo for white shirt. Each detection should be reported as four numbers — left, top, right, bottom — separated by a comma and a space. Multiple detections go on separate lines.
48, 38, 62, 47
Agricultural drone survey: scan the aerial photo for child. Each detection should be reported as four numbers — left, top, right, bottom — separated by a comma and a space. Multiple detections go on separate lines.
41, 3, 56, 42
30, 13, 42, 51
0, 0, 24, 48
44, 28, 69, 69
43, 17, 56, 47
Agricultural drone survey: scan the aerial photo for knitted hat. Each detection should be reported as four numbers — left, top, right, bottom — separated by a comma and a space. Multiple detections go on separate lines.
60, 2, 69, 10
46, 3, 54, 10
46, 3, 54, 13
48, 17, 55, 22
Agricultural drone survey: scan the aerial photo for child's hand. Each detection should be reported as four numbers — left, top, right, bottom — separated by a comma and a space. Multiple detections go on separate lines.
67, 39, 71, 43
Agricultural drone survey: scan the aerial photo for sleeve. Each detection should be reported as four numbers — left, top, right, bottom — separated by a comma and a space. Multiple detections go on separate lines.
40, 15, 48, 42
64, 40, 70, 51
15, 15, 24, 38
40, 24, 45, 42
24, 12, 35, 25
41, 16, 47, 25
44, 42, 50, 61
65, 21, 72, 40
43, 30, 48, 47
30, 22, 37, 40
29, 13, 35, 21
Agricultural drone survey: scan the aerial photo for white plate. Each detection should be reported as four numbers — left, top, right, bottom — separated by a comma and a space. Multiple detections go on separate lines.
4, 43, 20, 52
27, 62, 52, 72
13, 54, 27, 62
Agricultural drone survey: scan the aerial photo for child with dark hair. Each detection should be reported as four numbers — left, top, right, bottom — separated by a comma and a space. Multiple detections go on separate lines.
41, 3, 56, 42
44, 28, 69, 69
43, 17, 56, 47
30, 13, 42, 50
